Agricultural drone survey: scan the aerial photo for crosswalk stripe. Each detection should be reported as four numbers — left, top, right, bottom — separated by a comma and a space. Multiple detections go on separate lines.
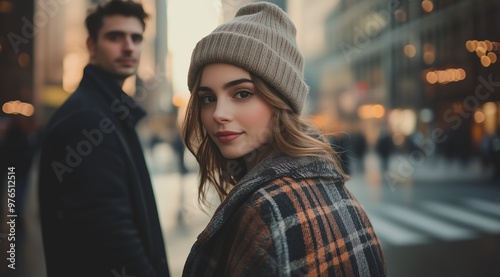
420, 201, 500, 233
463, 198, 500, 217
377, 204, 476, 241
366, 212, 429, 246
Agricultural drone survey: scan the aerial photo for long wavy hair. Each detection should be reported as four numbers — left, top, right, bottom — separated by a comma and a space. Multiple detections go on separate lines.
182, 67, 348, 207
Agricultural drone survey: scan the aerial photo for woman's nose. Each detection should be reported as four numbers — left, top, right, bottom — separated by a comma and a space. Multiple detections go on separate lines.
212, 101, 232, 123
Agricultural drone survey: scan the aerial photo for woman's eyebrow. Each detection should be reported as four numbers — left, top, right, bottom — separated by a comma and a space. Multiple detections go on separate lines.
197, 86, 212, 93
222, 78, 253, 90
197, 78, 253, 94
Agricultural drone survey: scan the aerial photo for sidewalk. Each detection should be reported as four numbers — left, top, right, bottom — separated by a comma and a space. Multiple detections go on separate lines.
145, 142, 212, 277
349, 151, 491, 187
151, 172, 211, 277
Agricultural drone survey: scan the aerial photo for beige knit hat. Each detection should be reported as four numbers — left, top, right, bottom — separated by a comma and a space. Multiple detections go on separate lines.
187, 2, 308, 114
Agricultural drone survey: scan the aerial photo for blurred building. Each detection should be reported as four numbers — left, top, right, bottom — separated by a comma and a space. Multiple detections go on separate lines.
3, 0, 499, 159
303, 0, 500, 159
0, 0, 36, 124
1, 0, 171, 130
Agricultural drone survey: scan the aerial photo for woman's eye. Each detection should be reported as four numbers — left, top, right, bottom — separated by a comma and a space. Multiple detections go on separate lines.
201, 95, 216, 104
234, 90, 252, 99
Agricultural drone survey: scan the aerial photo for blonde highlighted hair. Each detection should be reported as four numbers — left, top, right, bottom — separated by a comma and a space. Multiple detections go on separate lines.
182, 68, 348, 207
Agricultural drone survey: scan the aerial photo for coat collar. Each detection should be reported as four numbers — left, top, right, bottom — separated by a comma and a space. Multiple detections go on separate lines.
81, 64, 146, 127
192, 152, 342, 248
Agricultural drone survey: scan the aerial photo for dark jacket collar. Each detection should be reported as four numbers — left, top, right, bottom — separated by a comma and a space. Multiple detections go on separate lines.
81, 64, 146, 127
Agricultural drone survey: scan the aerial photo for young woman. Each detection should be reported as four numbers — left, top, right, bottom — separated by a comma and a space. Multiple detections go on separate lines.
182, 2, 386, 276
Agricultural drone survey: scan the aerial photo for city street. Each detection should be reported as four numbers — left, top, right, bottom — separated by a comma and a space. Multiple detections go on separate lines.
148, 144, 500, 277
1, 1, 500, 276
348, 156, 500, 277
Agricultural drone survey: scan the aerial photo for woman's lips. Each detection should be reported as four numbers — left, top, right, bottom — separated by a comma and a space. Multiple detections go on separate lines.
215, 131, 242, 143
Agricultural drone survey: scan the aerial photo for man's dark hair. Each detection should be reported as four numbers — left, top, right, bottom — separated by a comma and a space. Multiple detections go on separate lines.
85, 0, 149, 41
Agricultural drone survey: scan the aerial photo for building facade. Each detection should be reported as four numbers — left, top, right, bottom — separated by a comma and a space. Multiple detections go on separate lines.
314, 0, 500, 157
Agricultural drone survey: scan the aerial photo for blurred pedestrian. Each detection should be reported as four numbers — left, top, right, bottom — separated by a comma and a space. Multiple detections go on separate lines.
489, 130, 500, 181
172, 130, 188, 175
351, 130, 368, 172
0, 116, 39, 213
181, 3, 386, 276
376, 128, 394, 173
329, 132, 352, 175
37, 1, 169, 276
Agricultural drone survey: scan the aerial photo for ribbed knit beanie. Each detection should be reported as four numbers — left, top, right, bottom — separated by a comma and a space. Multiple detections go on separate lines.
187, 2, 308, 114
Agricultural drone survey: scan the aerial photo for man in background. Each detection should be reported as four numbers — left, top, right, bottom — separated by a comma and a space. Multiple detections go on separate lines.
38, 1, 170, 276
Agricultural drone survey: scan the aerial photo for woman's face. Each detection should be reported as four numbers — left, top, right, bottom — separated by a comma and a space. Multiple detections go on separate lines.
197, 63, 274, 160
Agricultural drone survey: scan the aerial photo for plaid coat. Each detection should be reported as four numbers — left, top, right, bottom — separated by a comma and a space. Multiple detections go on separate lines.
183, 153, 386, 276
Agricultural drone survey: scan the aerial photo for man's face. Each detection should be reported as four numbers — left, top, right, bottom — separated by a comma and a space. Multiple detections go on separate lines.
87, 15, 144, 81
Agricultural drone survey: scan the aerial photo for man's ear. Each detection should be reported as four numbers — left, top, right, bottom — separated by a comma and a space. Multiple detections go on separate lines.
86, 37, 96, 61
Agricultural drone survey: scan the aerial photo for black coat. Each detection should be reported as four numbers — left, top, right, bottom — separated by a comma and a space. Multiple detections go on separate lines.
38, 65, 170, 277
